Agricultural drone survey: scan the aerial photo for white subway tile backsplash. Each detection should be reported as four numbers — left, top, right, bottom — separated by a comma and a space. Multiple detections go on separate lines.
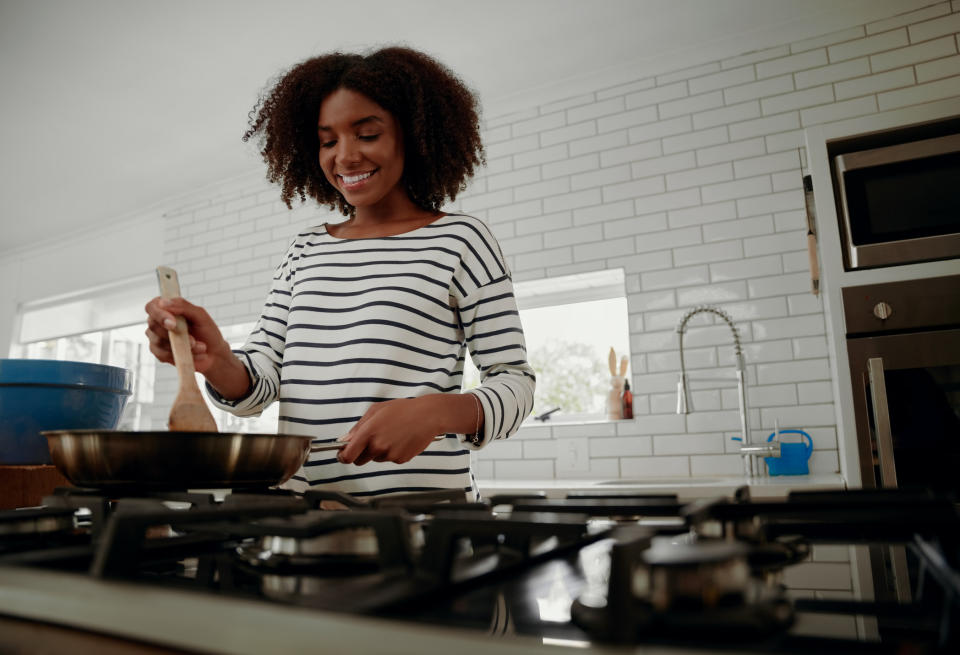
658, 61, 722, 86
597, 106, 659, 133
660, 90, 725, 119
543, 224, 604, 249
673, 240, 743, 267
916, 53, 960, 81
515, 211, 571, 236
794, 57, 871, 89
541, 93, 596, 114
908, 10, 960, 43
496, 459, 553, 479
743, 229, 805, 257
605, 212, 668, 239
792, 335, 829, 359
835, 67, 917, 100
722, 45, 790, 70
666, 162, 734, 190
704, 257, 779, 286
873, 35, 957, 74
867, 2, 951, 35
662, 126, 729, 154
758, 49, 829, 79
765, 129, 806, 153
486, 133, 540, 159
514, 177, 571, 202
798, 381, 834, 404
625, 81, 688, 110
701, 175, 772, 204
877, 74, 960, 110
737, 189, 804, 217
761, 85, 835, 115
756, 358, 830, 385
693, 101, 762, 131
791, 26, 866, 54
668, 200, 738, 228
829, 28, 910, 62
732, 151, 800, 179
634, 188, 701, 216
590, 435, 653, 457
543, 188, 603, 213
511, 111, 565, 137
655, 433, 725, 455
621, 456, 690, 478
572, 165, 632, 192
690, 454, 744, 476
628, 115, 693, 145
729, 111, 801, 141
601, 140, 663, 167
573, 199, 635, 225
570, 130, 633, 157
724, 74, 794, 105
695, 137, 766, 166
689, 65, 756, 95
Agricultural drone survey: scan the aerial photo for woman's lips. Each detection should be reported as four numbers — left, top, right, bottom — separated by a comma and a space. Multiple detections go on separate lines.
338, 169, 377, 191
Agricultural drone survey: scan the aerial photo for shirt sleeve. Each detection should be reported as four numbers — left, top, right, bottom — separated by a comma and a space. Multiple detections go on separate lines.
205, 239, 295, 417
451, 220, 536, 449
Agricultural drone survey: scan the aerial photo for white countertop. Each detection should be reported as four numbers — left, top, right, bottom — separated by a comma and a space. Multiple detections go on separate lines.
479, 474, 846, 501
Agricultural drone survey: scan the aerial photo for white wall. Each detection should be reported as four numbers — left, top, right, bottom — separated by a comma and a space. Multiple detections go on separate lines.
5, 1, 959, 484
0, 215, 164, 357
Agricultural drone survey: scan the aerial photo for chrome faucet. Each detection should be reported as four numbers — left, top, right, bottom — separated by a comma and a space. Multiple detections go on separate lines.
675, 305, 756, 477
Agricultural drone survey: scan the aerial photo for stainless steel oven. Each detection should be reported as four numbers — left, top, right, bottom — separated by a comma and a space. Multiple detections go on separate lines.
843, 274, 960, 606
830, 116, 960, 270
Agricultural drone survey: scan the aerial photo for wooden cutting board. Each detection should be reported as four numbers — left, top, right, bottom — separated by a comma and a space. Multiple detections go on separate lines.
0, 465, 71, 509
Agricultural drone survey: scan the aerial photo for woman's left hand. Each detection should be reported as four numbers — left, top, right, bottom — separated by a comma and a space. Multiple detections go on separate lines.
337, 397, 442, 465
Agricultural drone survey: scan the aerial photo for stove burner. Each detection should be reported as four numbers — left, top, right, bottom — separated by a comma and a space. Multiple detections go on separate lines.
0, 507, 76, 536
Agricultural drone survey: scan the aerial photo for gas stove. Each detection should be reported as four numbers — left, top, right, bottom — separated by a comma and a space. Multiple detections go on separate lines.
0, 486, 957, 654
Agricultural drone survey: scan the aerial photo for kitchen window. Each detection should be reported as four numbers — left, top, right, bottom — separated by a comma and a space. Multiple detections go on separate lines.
12, 275, 158, 430
464, 268, 632, 423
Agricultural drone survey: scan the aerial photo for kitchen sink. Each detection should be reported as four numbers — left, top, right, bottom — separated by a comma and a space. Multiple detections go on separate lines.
595, 477, 728, 485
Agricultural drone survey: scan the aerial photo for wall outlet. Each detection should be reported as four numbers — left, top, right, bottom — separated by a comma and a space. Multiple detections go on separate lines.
556, 437, 590, 473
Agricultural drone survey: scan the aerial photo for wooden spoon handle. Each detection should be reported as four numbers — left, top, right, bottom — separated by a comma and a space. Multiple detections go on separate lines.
156, 266, 199, 387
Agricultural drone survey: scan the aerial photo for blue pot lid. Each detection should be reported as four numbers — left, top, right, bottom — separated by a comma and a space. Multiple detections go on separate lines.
0, 359, 133, 391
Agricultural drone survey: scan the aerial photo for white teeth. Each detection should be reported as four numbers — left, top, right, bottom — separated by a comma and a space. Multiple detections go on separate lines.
341, 172, 373, 184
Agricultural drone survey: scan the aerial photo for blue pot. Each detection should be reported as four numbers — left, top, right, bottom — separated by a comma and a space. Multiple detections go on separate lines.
0, 359, 134, 465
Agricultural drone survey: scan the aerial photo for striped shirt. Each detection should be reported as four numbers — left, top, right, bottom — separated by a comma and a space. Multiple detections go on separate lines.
207, 213, 536, 498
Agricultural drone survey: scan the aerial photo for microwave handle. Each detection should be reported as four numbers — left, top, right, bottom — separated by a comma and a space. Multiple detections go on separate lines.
867, 357, 899, 488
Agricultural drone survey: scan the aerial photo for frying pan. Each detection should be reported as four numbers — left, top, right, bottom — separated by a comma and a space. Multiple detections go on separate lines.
40, 429, 346, 490
42, 430, 448, 490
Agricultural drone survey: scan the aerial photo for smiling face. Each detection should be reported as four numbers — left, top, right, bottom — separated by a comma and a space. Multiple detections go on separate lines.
317, 88, 408, 214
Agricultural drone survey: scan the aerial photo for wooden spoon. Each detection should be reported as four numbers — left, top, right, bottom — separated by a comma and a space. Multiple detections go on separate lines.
156, 266, 218, 432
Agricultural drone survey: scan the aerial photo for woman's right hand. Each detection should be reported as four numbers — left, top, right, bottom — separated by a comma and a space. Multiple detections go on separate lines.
145, 296, 252, 400
144, 296, 230, 375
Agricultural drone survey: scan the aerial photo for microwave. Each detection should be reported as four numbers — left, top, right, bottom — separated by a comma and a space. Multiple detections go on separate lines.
832, 127, 960, 270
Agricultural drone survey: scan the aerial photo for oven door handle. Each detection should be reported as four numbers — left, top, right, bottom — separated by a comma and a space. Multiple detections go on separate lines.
867, 357, 912, 603
867, 357, 899, 488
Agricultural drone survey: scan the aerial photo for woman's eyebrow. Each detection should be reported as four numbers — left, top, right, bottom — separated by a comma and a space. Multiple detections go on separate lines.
317, 116, 384, 131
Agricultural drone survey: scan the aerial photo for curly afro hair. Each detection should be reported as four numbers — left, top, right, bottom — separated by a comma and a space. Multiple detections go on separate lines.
243, 46, 485, 216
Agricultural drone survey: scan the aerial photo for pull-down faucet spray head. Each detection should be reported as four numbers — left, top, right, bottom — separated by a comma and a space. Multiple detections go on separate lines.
675, 305, 744, 415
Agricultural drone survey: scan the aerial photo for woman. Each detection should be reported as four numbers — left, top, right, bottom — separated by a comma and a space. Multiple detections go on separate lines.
145, 47, 535, 499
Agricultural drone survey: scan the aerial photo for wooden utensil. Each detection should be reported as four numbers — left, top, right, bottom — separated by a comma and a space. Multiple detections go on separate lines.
156, 266, 218, 432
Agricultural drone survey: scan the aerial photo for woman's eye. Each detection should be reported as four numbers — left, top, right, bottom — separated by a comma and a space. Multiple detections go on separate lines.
320, 139, 336, 149
358, 134, 380, 142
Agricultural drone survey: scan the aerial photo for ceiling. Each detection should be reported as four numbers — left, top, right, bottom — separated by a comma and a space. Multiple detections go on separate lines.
0, 0, 931, 255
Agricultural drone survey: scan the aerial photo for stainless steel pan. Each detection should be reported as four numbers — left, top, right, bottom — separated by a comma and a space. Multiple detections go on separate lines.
42, 430, 447, 490
42, 430, 341, 490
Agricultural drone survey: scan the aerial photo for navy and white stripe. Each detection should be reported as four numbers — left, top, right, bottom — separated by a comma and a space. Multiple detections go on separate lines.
207, 214, 535, 498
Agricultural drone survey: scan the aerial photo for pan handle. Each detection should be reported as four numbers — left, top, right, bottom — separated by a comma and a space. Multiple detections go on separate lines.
309, 434, 448, 453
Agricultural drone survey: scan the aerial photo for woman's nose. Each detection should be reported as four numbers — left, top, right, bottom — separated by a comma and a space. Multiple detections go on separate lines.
336, 139, 362, 163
